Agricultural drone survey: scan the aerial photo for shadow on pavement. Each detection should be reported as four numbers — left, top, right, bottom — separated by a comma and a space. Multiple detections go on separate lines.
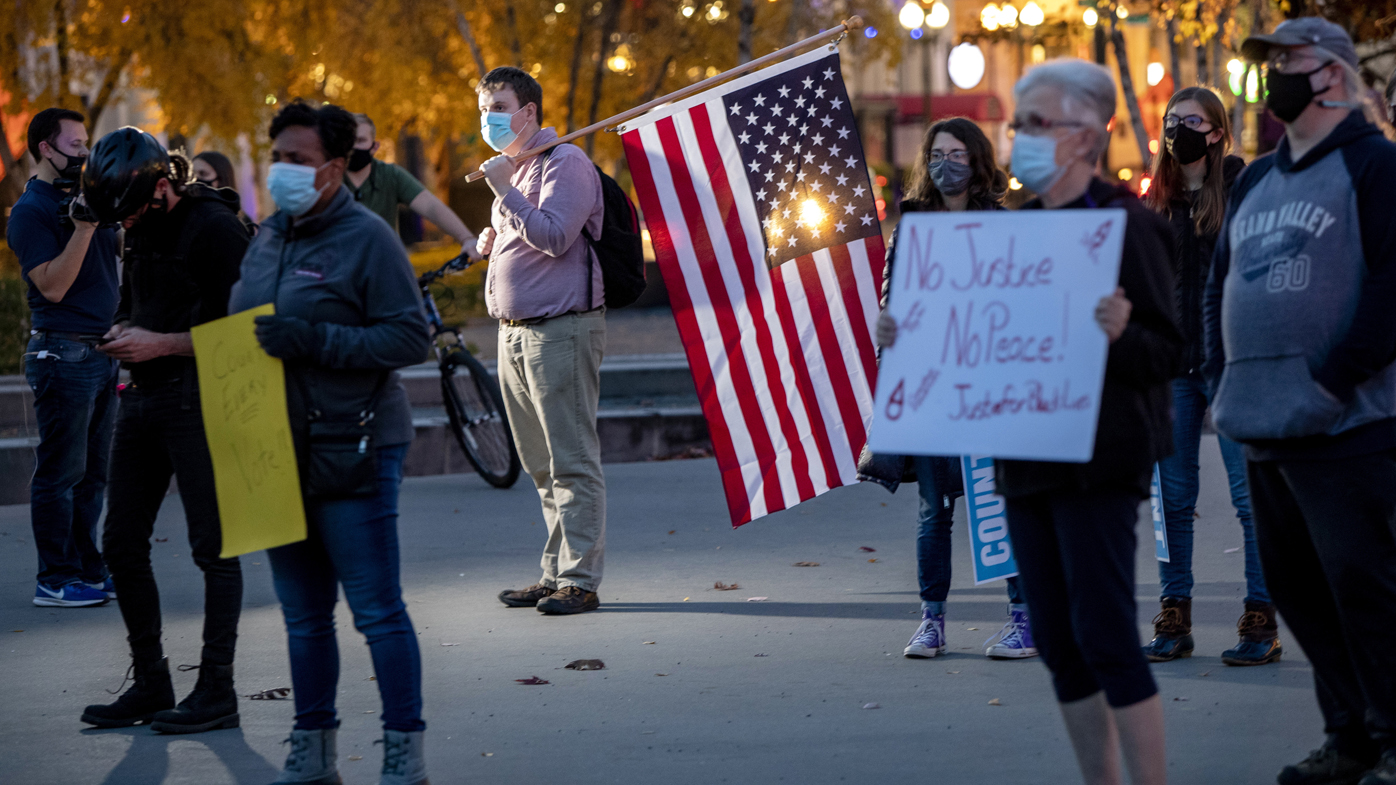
82, 726, 280, 785
598, 601, 924, 619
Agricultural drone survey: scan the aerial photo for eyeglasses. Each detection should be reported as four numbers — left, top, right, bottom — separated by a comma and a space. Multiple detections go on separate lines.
1163, 114, 1210, 131
1007, 114, 1088, 137
929, 150, 970, 164
1263, 50, 1332, 75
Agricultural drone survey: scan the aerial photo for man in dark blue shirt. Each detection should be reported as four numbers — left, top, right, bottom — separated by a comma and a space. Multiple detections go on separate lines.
6, 108, 120, 608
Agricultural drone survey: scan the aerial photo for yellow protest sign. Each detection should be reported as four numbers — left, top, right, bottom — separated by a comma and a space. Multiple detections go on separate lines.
191, 303, 307, 558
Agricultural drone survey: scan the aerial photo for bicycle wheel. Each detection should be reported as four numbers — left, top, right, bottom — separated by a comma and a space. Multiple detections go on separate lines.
441, 349, 521, 488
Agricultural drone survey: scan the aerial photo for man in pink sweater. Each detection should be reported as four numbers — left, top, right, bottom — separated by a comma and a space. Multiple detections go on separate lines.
475, 67, 608, 615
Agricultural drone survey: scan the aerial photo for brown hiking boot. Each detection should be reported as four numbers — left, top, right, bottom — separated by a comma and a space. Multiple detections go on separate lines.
1142, 597, 1194, 662
1222, 601, 1283, 666
498, 583, 556, 608
536, 586, 600, 615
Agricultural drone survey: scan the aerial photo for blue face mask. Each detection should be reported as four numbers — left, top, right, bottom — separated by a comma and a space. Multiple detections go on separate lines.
482, 107, 525, 152
267, 161, 330, 217
1010, 133, 1066, 195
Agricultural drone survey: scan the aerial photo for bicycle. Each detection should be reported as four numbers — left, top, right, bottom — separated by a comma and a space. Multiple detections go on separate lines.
417, 252, 521, 489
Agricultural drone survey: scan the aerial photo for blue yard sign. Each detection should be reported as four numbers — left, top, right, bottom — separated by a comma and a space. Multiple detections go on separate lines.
1151, 463, 1170, 562
960, 456, 1019, 585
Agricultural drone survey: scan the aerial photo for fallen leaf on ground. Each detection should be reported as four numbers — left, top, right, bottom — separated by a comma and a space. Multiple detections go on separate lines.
643, 641, 657, 645
683, 597, 690, 601
862, 703, 881, 709
10, 630, 22, 633
793, 562, 820, 567
481, 752, 494, 757
1224, 547, 1241, 553
859, 546, 876, 552
245, 688, 291, 700
1173, 697, 1189, 702
515, 676, 550, 685
155, 538, 168, 543
746, 597, 768, 602
366, 676, 376, 681
441, 642, 460, 647
655, 673, 669, 677
363, 710, 375, 714
988, 698, 1002, 706
564, 659, 606, 671
966, 627, 979, 631
754, 653, 769, 657
348, 755, 363, 761
668, 530, 675, 535
868, 558, 879, 563
713, 581, 741, 591
946, 670, 960, 674
1198, 671, 1211, 677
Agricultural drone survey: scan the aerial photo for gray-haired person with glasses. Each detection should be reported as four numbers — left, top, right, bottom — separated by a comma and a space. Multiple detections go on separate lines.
1203, 17, 1396, 785
997, 58, 1183, 785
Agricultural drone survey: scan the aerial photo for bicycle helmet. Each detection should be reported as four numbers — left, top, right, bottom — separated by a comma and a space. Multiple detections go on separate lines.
82, 127, 171, 224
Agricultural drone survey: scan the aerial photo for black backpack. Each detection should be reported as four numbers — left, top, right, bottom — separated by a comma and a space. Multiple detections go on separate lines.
543, 147, 646, 308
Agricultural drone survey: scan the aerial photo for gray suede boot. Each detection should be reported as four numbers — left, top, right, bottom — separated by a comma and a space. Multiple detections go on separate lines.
271, 728, 342, 785
379, 730, 429, 785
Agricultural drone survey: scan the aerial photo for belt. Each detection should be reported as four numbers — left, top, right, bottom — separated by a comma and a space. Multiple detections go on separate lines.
32, 330, 107, 346
500, 307, 603, 328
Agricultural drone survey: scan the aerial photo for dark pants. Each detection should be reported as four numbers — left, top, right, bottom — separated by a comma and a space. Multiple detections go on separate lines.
1247, 453, 1396, 755
24, 334, 119, 587
1157, 373, 1267, 603
912, 455, 1022, 611
1006, 488, 1157, 708
267, 444, 424, 732
101, 381, 242, 666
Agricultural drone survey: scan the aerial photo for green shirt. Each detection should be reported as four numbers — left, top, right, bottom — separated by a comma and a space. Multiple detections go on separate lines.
344, 160, 426, 232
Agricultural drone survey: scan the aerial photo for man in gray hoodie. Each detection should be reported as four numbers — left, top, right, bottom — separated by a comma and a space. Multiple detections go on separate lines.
1204, 18, 1396, 785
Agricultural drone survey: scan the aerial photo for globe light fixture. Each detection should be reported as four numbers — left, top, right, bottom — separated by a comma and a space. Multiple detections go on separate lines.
899, 1, 926, 30
1116, 4, 1129, 18
948, 42, 987, 89
1020, 1, 1044, 27
981, 3, 1000, 31
1146, 62, 1164, 86
927, 1, 951, 29
1082, 7, 1098, 26
997, 3, 1019, 28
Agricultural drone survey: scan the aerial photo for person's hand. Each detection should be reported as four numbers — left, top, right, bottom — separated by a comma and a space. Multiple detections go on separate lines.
479, 155, 517, 197
875, 310, 898, 349
477, 227, 496, 258
68, 193, 99, 230
1095, 287, 1132, 344
461, 238, 485, 262
254, 315, 321, 360
101, 322, 128, 344
100, 326, 170, 362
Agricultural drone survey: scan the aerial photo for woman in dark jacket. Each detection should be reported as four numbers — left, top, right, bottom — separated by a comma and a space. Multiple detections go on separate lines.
1142, 87, 1278, 667
231, 101, 432, 785
868, 118, 1037, 661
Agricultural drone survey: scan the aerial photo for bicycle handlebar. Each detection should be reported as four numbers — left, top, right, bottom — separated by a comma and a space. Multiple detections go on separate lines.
417, 252, 484, 287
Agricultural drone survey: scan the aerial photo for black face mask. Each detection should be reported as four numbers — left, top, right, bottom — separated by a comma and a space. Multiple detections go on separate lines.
1164, 124, 1210, 165
47, 150, 87, 184
1264, 64, 1332, 123
348, 147, 374, 172
196, 177, 218, 187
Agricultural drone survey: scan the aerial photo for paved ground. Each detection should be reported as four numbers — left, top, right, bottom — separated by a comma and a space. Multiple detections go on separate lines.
1, 436, 1320, 784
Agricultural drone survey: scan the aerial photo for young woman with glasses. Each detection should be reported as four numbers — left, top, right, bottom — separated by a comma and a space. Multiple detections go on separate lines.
865, 118, 1037, 662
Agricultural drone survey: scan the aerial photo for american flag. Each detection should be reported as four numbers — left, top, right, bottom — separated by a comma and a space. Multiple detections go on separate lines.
620, 48, 884, 526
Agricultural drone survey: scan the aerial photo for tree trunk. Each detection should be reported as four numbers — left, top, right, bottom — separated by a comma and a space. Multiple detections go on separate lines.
786, 0, 803, 45
1195, 40, 1208, 86
86, 49, 132, 131
54, 0, 71, 106
585, 0, 624, 156
565, 8, 590, 132
505, 6, 523, 67
641, 55, 674, 103
1110, 19, 1152, 171
452, 7, 488, 81
1166, 18, 1182, 88
0, 104, 25, 210
738, 0, 755, 65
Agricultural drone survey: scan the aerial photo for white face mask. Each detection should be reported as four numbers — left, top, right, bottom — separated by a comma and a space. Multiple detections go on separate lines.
1010, 133, 1067, 195
481, 106, 525, 152
267, 161, 332, 217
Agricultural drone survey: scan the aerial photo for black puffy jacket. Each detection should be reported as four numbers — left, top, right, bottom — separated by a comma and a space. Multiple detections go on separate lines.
1164, 155, 1245, 374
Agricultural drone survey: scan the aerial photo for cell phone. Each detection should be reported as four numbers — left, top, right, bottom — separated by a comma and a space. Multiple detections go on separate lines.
95, 336, 113, 345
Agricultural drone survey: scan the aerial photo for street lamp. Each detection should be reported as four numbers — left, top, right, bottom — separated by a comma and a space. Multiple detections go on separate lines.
981, 3, 1000, 32
1020, 1, 1044, 26
927, 1, 950, 28
1082, 7, 1098, 26
996, 3, 1018, 29
898, 1, 925, 30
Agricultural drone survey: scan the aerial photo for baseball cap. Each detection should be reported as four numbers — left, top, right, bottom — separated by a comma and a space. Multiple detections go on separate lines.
1241, 17, 1358, 69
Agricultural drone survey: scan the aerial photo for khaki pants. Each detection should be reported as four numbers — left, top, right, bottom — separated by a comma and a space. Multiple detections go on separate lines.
497, 310, 607, 591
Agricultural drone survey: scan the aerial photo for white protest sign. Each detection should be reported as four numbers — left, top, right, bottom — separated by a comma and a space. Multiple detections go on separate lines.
867, 209, 1126, 462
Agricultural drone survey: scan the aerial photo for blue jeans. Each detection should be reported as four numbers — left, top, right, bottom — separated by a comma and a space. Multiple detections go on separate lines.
1156, 374, 1269, 604
267, 444, 424, 732
913, 455, 1023, 613
24, 334, 118, 587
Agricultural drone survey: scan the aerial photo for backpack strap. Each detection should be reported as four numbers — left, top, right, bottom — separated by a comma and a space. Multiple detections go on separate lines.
541, 145, 600, 310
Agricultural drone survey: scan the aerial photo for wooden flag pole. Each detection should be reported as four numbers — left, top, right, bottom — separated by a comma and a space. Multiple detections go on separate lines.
464, 15, 864, 183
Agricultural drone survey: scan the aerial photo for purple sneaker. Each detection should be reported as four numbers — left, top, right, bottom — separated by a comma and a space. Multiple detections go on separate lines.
985, 608, 1039, 659
904, 610, 946, 658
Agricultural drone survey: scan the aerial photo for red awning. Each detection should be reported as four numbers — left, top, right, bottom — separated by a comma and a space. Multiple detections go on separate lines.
857, 93, 1006, 123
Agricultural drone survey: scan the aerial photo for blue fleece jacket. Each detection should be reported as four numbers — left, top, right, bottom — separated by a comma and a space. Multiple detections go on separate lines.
1203, 111, 1396, 460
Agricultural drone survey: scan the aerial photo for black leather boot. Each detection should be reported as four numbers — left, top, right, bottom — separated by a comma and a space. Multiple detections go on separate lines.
81, 655, 176, 728
150, 662, 240, 734
1142, 597, 1195, 662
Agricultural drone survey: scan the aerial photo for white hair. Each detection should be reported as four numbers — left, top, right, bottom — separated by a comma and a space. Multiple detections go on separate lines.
1014, 58, 1117, 155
